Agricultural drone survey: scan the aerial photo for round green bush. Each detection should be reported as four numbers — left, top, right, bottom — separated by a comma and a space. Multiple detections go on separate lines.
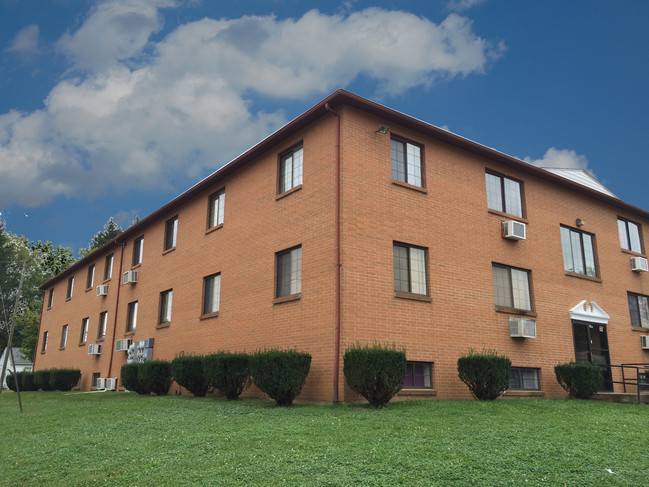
6, 372, 21, 391
203, 352, 251, 400
121, 363, 148, 394
457, 349, 511, 400
138, 361, 172, 396
171, 355, 209, 397
249, 349, 311, 406
21, 371, 37, 391
554, 362, 603, 399
343, 343, 406, 408
49, 369, 81, 391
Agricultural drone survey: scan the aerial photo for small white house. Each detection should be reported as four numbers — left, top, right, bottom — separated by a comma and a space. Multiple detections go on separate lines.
0, 348, 33, 389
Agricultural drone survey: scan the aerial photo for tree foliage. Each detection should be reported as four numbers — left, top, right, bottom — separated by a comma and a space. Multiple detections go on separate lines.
79, 217, 122, 257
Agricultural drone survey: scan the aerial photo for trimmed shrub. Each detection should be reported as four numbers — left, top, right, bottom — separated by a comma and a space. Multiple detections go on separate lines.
21, 372, 37, 391
555, 362, 603, 399
203, 352, 251, 400
6, 372, 21, 391
49, 369, 81, 391
138, 361, 172, 396
171, 355, 209, 397
121, 363, 147, 394
34, 369, 53, 391
249, 349, 311, 406
343, 343, 406, 408
457, 349, 511, 400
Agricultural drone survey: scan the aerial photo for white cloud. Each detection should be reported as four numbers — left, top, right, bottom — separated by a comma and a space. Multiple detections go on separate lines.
6, 24, 40, 55
0, 3, 504, 207
524, 147, 591, 172
447, 0, 486, 12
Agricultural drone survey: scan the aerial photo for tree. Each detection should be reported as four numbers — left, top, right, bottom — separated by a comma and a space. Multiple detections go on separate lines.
79, 217, 123, 257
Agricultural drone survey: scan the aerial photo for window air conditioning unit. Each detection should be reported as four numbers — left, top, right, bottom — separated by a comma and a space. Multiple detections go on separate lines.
96, 378, 106, 389
123, 270, 138, 284
88, 344, 102, 355
115, 338, 132, 352
105, 377, 118, 391
509, 317, 536, 338
96, 284, 108, 296
502, 221, 526, 240
630, 257, 649, 273
641, 335, 649, 350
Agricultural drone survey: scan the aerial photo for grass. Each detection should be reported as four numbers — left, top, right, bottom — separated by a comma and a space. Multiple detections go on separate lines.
0, 392, 647, 486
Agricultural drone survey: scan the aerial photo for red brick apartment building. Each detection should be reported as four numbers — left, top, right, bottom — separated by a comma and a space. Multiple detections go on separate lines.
35, 90, 649, 402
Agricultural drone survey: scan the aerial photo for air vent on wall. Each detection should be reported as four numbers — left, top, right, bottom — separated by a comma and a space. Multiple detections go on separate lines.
502, 221, 526, 240
509, 317, 536, 338
88, 344, 102, 355
96, 285, 108, 296
123, 270, 138, 284
105, 377, 118, 390
641, 335, 649, 350
115, 339, 132, 352
631, 257, 649, 273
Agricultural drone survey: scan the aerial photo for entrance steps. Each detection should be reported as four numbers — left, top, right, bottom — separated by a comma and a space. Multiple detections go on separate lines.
593, 392, 649, 404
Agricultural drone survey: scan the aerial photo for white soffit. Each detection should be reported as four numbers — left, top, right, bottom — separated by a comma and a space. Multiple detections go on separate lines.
543, 168, 618, 199
569, 300, 610, 324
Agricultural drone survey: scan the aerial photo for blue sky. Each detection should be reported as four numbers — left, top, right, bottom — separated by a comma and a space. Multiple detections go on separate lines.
1, 0, 648, 256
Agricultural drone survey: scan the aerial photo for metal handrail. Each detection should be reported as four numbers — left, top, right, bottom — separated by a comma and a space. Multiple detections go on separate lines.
602, 363, 649, 404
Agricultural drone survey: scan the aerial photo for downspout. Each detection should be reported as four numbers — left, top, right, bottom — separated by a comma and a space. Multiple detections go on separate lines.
325, 103, 342, 404
106, 241, 126, 379
32, 292, 46, 371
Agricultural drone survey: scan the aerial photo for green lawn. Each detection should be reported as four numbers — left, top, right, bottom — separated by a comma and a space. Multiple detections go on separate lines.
0, 392, 646, 486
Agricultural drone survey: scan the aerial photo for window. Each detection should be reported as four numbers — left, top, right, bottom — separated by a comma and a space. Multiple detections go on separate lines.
203, 274, 221, 316
132, 237, 144, 266
492, 264, 532, 311
86, 264, 95, 290
66, 276, 74, 299
42, 331, 48, 352
276, 246, 302, 298
393, 243, 427, 296
628, 292, 649, 329
208, 189, 225, 228
127, 301, 138, 332
403, 362, 433, 388
80, 318, 89, 344
560, 226, 597, 277
60, 325, 68, 349
105, 254, 113, 280
485, 172, 523, 218
391, 136, 422, 187
164, 216, 178, 250
159, 290, 173, 325
47, 288, 54, 308
279, 144, 303, 193
98, 311, 107, 339
92, 373, 101, 388
618, 218, 643, 253
509, 367, 540, 390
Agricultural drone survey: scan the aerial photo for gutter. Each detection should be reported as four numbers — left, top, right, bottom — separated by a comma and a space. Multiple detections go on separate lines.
325, 103, 342, 404
106, 242, 126, 379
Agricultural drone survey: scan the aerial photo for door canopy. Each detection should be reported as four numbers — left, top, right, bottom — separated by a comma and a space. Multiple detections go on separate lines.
569, 300, 610, 325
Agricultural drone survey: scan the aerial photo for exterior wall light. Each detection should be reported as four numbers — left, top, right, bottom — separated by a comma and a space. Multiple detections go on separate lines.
576, 218, 585, 227
376, 125, 390, 134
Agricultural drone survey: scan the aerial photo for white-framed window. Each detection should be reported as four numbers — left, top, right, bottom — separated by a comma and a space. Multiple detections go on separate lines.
279, 144, 303, 193
485, 171, 524, 218
492, 264, 532, 311
628, 292, 649, 329
276, 246, 302, 298
164, 216, 178, 250
560, 226, 597, 277
47, 288, 54, 308
159, 290, 173, 325
86, 264, 95, 290
60, 325, 68, 349
132, 237, 144, 266
509, 367, 540, 390
66, 276, 74, 299
203, 273, 221, 316
98, 311, 107, 339
618, 217, 643, 253
393, 242, 427, 296
80, 318, 89, 344
208, 189, 225, 228
391, 136, 422, 187
42, 331, 48, 352
127, 301, 138, 332
104, 254, 113, 280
